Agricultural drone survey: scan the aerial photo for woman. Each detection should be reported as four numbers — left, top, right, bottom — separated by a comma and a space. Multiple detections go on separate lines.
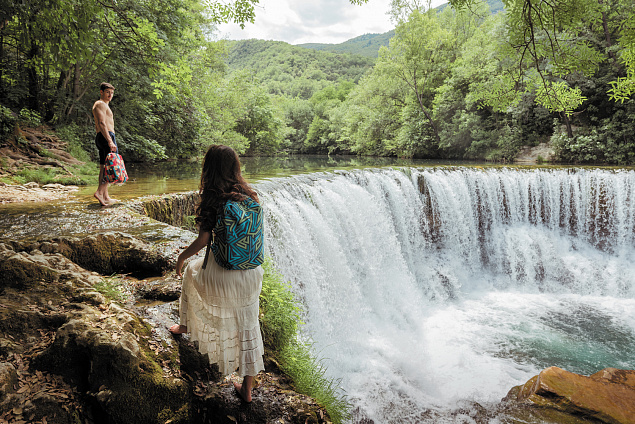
171, 144, 264, 403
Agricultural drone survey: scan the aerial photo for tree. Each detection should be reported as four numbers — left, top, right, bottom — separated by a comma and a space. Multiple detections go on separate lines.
374, 9, 455, 145
448, 0, 634, 135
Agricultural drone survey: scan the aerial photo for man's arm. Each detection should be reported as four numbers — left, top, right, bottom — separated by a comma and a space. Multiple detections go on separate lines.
94, 103, 117, 152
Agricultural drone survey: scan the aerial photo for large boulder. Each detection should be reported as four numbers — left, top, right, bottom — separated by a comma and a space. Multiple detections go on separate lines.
31, 302, 190, 424
507, 366, 635, 424
8, 232, 174, 279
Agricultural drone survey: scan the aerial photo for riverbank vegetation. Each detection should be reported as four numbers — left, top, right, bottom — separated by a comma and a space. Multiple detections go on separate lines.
1, 0, 634, 165
260, 260, 351, 423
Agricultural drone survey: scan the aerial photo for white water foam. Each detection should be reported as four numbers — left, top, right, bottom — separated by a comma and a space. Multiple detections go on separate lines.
257, 167, 635, 423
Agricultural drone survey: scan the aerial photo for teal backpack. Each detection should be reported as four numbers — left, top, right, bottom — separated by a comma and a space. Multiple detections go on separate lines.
203, 197, 264, 270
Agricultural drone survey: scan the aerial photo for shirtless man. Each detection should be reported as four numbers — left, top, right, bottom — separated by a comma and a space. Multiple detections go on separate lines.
92, 82, 118, 206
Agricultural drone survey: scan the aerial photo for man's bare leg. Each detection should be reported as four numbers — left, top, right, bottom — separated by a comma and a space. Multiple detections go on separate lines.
94, 166, 109, 206
233, 375, 254, 402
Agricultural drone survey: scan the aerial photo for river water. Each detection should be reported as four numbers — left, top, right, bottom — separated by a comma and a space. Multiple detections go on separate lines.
257, 166, 635, 423
2, 157, 634, 423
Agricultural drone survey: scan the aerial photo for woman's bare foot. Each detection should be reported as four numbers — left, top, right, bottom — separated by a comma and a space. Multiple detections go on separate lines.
106, 197, 119, 204
94, 192, 108, 206
233, 381, 252, 403
168, 324, 187, 335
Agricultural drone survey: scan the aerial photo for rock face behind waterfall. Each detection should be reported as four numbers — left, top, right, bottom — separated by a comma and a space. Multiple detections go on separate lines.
140, 192, 200, 228
0, 232, 331, 424
504, 366, 635, 424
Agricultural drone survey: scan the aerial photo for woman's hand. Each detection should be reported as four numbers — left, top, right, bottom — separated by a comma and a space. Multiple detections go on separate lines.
176, 255, 185, 278
174, 230, 211, 278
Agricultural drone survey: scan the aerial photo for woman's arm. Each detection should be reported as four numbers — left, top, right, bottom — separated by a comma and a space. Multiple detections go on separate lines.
176, 229, 212, 277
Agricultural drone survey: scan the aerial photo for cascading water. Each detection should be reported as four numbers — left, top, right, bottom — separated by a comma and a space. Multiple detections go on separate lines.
257, 167, 635, 423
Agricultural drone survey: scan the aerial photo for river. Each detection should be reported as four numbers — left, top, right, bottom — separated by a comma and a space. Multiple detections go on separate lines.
2, 157, 635, 423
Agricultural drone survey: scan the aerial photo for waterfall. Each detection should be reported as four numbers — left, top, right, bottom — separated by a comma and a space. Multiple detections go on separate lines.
257, 167, 635, 423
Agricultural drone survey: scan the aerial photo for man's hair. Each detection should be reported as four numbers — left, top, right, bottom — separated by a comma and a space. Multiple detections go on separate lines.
100, 82, 115, 91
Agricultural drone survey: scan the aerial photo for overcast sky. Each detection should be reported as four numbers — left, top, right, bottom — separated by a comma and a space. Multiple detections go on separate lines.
215, 0, 447, 45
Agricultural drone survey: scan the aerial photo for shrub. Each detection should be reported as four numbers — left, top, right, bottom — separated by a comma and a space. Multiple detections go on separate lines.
56, 123, 93, 162
0, 105, 17, 141
18, 108, 42, 127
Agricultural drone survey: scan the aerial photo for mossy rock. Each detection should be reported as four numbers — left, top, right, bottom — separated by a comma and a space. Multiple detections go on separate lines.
0, 248, 60, 290
35, 232, 173, 278
32, 304, 190, 424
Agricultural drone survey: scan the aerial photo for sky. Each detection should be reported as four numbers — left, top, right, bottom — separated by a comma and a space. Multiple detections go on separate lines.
215, 0, 446, 45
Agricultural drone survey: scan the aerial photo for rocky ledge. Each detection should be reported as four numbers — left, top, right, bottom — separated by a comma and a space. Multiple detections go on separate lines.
0, 232, 331, 424
0, 231, 633, 424
0, 182, 79, 204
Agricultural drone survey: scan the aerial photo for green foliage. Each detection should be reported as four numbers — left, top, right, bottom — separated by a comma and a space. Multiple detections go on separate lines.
0, 105, 17, 140
260, 260, 351, 423
3, 0, 635, 164
18, 108, 42, 127
226, 40, 375, 99
14, 164, 92, 186
55, 123, 93, 162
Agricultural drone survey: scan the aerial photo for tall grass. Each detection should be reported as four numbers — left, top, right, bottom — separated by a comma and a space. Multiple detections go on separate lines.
260, 259, 351, 423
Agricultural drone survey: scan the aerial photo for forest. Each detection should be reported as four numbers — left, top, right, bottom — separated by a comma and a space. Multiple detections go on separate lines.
1, 0, 634, 165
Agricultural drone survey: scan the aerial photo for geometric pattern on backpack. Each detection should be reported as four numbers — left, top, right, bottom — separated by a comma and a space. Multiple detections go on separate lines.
211, 197, 264, 270
103, 152, 128, 185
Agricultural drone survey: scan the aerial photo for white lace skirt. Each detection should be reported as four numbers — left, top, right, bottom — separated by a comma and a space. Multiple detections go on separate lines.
179, 256, 265, 377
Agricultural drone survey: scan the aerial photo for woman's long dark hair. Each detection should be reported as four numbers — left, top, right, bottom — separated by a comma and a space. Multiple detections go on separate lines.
196, 145, 259, 231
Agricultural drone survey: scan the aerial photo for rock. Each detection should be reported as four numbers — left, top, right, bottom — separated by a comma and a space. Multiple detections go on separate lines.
12, 232, 174, 278
136, 276, 181, 301
514, 142, 555, 164
141, 191, 200, 228
31, 299, 191, 424
0, 246, 62, 290
0, 362, 17, 397
509, 366, 635, 424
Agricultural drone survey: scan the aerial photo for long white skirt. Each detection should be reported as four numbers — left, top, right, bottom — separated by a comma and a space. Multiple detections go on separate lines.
180, 256, 265, 377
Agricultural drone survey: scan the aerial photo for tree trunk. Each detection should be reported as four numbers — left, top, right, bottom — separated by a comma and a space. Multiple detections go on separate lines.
417, 93, 441, 145
597, 0, 620, 72
562, 113, 573, 138
27, 40, 39, 112
0, 30, 4, 98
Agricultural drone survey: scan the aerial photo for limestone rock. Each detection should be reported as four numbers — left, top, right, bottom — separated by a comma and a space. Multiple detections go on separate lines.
31, 299, 190, 424
0, 362, 17, 397
136, 276, 181, 301
11, 232, 174, 278
510, 366, 635, 424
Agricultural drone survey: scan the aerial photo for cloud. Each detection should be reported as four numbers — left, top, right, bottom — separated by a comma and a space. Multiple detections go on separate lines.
215, 0, 395, 45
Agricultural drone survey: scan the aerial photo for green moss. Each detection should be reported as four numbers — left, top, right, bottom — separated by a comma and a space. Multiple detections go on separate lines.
96, 317, 190, 424
0, 256, 59, 289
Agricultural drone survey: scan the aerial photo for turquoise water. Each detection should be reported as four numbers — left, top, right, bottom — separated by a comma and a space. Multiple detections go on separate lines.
258, 167, 635, 423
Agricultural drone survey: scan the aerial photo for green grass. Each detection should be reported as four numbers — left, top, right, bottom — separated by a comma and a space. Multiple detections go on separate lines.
13, 164, 95, 186
260, 259, 351, 423
94, 275, 129, 302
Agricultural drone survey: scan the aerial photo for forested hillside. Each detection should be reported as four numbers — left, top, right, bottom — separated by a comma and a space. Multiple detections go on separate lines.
298, 31, 395, 57
226, 40, 375, 98
1, 0, 634, 165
